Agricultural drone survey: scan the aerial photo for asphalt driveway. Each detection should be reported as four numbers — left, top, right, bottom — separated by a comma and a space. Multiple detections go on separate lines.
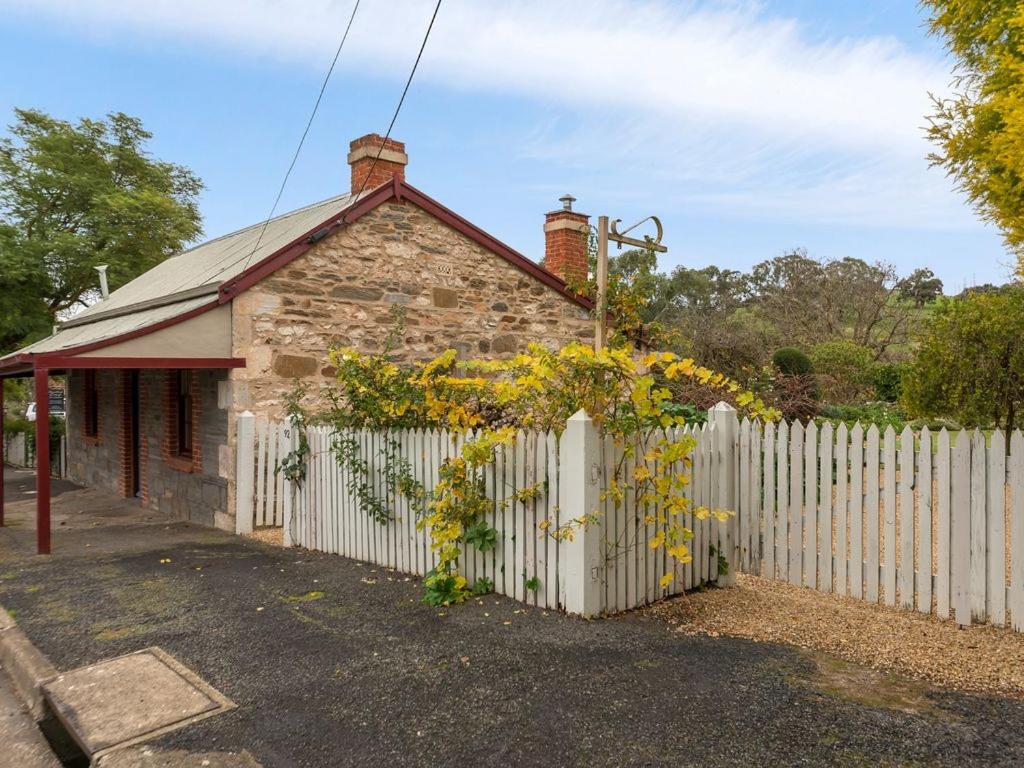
1, 520, 1023, 767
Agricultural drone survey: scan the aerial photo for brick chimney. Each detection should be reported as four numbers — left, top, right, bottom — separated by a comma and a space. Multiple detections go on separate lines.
348, 133, 408, 192
544, 194, 590, 283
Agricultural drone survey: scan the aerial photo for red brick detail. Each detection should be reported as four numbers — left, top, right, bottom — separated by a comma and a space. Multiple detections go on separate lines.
138, 374, 149, 504
162, 370, 201, 474
81, 369, 101, 446
544, 210, 590, 283
349, 133, 406, 192
118, 371, 133, 498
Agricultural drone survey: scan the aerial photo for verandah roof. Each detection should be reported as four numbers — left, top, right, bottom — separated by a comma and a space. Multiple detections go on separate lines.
0, 192, 356, 377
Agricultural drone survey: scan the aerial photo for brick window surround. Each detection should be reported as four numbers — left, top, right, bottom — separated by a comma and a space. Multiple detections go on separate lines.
162, 370, 201, 474
81, 369, 101, 446
118, 371, 142, 499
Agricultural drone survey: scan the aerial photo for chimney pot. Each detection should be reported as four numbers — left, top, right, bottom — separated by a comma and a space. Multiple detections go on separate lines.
348, 133, 408, 193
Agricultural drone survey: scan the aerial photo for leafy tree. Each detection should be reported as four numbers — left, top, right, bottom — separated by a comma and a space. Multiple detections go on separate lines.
898, 267, 944, 307
646, 264, 767, 375
809, 340, 876, 404
748, 251, 913, 360
957, 282, 1012, 298
902, 288, 1024, 430
924, 1, 1024, 273
0, 108, 203, 353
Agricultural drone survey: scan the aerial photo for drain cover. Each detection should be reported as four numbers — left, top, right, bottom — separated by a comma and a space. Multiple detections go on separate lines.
42, 647, 235, 759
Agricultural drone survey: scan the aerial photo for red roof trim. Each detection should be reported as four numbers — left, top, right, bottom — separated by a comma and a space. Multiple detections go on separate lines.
40, 299, 221, 360
0, 299, 223, 377
219, 178, 594, 311
0, 353, 33, 379
218, 181, 397, 302
398, 183, 593, 310
0, 178, 594, 377
40, 356, 245, 370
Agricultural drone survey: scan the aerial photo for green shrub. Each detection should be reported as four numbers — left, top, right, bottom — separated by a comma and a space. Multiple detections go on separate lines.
772, 347, 813, 376
809, 341, 875, 404
902, 289, 1024, 430
3, 415, 32, 435
872, 363, 904, 402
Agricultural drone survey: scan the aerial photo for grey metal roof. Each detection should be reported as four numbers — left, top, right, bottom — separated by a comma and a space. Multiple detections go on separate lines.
1, 192, 355, 362
71, 192, 355, 322
13, 296, 214, 355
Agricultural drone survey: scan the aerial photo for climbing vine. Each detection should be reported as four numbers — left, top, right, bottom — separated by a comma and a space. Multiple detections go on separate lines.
272, 298, 782, 605
334, 433, 425, 525
318, 336, 777, 606
277, 383, 311, 484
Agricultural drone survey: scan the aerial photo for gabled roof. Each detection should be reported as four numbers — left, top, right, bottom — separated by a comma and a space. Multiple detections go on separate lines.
66, 193, 358, 326
0, 178, 590, 376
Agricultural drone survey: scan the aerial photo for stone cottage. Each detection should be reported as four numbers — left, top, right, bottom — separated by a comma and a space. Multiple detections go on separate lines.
0, 134, 597, 549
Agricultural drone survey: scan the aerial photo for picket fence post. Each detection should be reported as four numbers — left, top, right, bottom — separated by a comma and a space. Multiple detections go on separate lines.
559, 409, 603, 617
235, 411, 255, 536
710, 402, 739, 586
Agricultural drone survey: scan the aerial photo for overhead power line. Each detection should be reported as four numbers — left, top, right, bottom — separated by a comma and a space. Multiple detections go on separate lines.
347, 0, 443, 206
241, 0, 363, 270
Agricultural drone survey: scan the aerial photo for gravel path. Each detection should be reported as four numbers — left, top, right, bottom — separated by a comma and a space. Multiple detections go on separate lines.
3, 523, 1024, 767
648, 572, 1024, 698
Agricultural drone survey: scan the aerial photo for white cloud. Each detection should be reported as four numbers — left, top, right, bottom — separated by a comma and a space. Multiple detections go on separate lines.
3, 0, 972, 231
4, 0, 947, 151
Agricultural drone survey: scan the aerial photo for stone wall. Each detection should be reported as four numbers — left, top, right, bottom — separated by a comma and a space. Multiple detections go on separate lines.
229, 198, 594, 420
66, 368, 120, 491
66, 368, 230, 527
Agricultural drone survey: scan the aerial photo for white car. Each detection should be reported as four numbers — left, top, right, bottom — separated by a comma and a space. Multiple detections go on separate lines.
25, 402, 66, 422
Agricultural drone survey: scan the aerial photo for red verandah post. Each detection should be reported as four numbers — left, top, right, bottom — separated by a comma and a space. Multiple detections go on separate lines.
34, 366, 50, 554
0, 382, 5, 527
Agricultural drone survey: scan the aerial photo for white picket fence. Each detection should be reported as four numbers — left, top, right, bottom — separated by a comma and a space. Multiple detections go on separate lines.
3, 431, 68, 479
234, 408, 1024, 629
235, 407, 739, 616
745, 422, 1024, 631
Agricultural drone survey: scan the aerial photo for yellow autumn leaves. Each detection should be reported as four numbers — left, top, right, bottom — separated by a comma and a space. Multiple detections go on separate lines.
330, 339, 761, 604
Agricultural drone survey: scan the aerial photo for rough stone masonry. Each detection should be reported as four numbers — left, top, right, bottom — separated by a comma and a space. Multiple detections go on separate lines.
229, 199, 595, 421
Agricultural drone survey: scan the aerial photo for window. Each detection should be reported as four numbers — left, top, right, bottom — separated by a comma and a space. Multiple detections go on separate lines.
83, 370, 99, 439
173, 370, 194, 458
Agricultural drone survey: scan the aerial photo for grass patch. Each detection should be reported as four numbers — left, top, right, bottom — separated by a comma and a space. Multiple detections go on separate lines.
803, 652, 943, 717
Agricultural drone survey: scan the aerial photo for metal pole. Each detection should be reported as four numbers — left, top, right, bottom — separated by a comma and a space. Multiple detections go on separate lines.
595, 215, 609, 351
34, 367, 50, 554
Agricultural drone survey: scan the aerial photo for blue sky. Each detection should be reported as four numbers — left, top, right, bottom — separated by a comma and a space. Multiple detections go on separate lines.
0, 0, 1013, 291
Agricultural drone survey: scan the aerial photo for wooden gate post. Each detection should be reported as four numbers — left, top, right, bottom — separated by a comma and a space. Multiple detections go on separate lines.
559, 409, 603, 617
710, 402, 739, 587
235, 411, 255, 536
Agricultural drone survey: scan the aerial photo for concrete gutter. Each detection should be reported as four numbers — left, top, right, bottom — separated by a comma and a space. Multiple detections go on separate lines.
0, 667, 61, 767
0, 604, 62, 766
0, 605, 58, 721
